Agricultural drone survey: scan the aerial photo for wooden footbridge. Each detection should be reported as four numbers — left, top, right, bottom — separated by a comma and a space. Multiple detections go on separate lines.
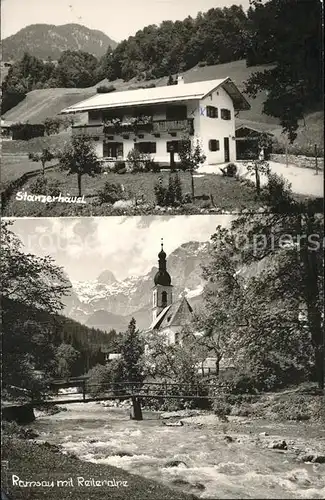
28, 377, 215, 421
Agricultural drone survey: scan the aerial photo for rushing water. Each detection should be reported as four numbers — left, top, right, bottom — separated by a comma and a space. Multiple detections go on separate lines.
32, 402, 325, 499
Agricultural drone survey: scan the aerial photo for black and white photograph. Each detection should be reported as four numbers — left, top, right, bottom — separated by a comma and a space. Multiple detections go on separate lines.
1, 0, 324, 499
1, 213, 324, 499
1, 0, 323, 217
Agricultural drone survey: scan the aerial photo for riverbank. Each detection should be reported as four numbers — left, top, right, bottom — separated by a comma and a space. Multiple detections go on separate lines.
1, 436, 198, 500
2, 386, 324, 499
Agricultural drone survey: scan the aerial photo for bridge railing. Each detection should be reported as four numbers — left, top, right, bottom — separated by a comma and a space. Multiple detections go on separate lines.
40, 377, 230, 404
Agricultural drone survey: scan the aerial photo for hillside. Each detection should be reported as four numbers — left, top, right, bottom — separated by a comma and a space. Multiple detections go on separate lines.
3, 59, 323, 151
2, 60, 273, 125
2, 23, 117, 61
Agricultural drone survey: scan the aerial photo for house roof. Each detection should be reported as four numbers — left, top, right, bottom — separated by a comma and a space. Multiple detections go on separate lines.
149, 296, 193, 331
60, 77, 250, 114
235, 119, 279, 135
1, 119, 14, 128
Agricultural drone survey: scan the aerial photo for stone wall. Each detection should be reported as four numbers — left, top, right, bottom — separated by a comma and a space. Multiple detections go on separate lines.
270, 154, 324, 170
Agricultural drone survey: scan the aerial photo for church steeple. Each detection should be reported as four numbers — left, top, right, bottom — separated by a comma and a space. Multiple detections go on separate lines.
154, 239, 171, 286
152, 239, 173, 321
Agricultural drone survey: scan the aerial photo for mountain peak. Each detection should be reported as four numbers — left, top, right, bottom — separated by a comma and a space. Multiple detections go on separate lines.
97, 270, 117, 285
2, 23, 117, 61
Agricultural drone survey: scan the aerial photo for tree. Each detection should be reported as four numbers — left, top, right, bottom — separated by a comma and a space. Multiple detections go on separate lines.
55, 343, 80, 379
1, 221, 71, 392
1, 221, 71, 312
59, 135, 101, 197
231, 211, 324, 389
244, 0, 323, 142
200, 205, 324, 391
29, 148, 55, 175
144, 328, 209, 409
245, 158, 270, 196
86, 363, 112, 397
44, 117, 62, 135
118, 318, 145, 384
179, 137, 206, 199
55, 50, 99, 88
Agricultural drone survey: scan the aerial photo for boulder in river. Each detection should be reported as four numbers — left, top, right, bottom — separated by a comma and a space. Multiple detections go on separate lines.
165, 460, 188, 468
270, 440, 288, 450
163, 420, 184, 427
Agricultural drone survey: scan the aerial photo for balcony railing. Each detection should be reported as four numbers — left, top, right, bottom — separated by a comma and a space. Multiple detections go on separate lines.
73, 118, 194, 137
152, 119, 194, 134
103, 121, 152, 134
72, 124, 104, 138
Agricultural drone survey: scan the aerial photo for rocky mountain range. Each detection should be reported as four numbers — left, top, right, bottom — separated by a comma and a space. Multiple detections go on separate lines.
2, 24, 117, 61
62, 241, 210, 333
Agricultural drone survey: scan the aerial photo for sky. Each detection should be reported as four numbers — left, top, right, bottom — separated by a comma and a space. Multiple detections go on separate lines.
8, 215, 233, 282
1, 0, 250, 41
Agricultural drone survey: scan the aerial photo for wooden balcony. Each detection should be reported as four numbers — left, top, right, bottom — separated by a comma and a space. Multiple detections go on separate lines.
103, 121, 152, 134
152, 119, 194, 134
73, 118, 194, 138
104, 118, 194, 136
72, 124, 104, 137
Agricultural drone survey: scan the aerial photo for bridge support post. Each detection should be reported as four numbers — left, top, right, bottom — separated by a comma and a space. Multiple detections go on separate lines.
130, 396, 143, 421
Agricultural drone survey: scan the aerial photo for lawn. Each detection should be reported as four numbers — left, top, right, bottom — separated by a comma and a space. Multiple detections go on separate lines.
3, 169, 264, 217
2, 437, 198, 500
1, 154, 58, 192
2, 132, 71, 155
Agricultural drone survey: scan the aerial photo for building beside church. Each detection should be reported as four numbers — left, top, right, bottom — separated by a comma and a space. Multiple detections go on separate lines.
60, 76, 250, 165
148, 240, 194, 345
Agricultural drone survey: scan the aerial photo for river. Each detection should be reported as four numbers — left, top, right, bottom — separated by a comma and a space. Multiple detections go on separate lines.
32, 401, 325, 499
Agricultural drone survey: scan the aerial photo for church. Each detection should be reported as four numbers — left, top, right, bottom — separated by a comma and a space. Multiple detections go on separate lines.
148, 240, 194, 345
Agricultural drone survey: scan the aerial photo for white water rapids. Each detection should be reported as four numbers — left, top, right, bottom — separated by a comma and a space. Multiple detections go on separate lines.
32, 402, 325, 499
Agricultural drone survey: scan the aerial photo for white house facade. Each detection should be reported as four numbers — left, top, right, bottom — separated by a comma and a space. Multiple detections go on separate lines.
60, 77, 250, 165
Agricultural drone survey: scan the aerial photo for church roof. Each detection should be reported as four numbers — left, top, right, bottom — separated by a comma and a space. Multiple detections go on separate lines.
149, 296, 193, 330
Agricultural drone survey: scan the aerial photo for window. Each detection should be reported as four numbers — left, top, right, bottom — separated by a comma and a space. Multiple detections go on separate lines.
162, 291, 167, 306
206, 106, 218, 118
209, 139, 220, 151
103, 142, 123, 158
135, 142, 156, 154
221, 108, 231, 120
166, 140, 190, 153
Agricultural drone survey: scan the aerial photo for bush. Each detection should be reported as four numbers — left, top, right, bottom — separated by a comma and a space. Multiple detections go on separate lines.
154, 172, 183, 207
97, 181, 125, 204
96, 85, 116, 94
182, 192, 193, 204
220, 163, 238, 177
212, 396, 232, 421
112, 161, 127, 174
199, 199, 211, 209
151, 162, 161, 173
43, 117, 62, 135
29, 175, 48, 194
126, 148, 151, 173
29, 176, 61, 196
